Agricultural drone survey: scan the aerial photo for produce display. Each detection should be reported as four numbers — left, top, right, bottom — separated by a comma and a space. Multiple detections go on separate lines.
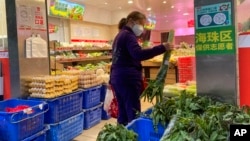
141, 30, 175, 103
148, 42, 195, 66
55, 51, 110, 61
64, 62, 110, 85
144, 92, 250, 141
29, 75, 78, 98
97, 124, 137, 141
58, 41, 111, 49
163, 81, 196, 97
78, 69, 103, 89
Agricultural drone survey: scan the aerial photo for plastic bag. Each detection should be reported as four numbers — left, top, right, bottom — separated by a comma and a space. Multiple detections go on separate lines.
103, 85, 118, 118
103, 86, 114, 113
108, 96, 118, 118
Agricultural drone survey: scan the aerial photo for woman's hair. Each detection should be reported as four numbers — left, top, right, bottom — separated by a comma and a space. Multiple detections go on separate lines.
118, 11, 146, 30
118, 18, 127, 30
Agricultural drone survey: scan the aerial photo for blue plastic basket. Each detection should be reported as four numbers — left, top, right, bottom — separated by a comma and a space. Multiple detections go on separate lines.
126, 117, 166, 141
140, 107, 152, 119
47, 113, 84, 141
22, 126, 49, 141
0, 99, 48, 141
29, 90, 83, 123
83, 103, 102, 129
82, 85, 101, 109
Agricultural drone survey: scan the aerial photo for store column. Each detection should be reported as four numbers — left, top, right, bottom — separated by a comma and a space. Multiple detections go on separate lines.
194, 0, 237, 104
5, 0, 50, 98
5, 0, 20, 98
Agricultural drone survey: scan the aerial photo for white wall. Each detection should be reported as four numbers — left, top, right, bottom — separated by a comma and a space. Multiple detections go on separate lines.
48, 17, 70, 42
83, 4, 112, 25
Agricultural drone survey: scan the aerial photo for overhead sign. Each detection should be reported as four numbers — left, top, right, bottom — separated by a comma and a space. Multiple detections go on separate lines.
144, 17, 156, 30
188, 20, 194, 27
195, 2, 231, 29
49, 0, 85, 20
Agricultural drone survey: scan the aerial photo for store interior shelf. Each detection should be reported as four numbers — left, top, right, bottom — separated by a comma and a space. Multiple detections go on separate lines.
57, 56, 112, 63
53, 47, 112, 51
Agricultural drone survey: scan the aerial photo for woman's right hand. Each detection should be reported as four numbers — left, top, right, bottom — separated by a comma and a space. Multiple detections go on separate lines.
163, 42, 174, 51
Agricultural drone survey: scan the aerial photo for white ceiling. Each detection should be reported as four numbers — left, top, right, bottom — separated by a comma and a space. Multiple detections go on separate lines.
68, 0, 194, 32
67, 0, 249, 35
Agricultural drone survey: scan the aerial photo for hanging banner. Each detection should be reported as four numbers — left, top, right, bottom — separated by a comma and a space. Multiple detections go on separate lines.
195, 2, 236, 55
49, 0, 85, 21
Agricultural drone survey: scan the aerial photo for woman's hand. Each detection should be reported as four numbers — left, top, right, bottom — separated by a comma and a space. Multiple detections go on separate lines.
162, 42, 174, 51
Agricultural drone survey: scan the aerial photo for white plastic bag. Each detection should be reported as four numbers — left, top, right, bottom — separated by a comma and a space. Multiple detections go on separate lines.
103, 86, 114, 113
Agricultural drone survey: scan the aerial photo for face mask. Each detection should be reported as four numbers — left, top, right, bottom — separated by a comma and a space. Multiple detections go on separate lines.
132, 24, 144, 36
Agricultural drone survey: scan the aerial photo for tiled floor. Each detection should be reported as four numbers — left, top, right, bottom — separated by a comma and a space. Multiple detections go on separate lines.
73, 100, 154, 141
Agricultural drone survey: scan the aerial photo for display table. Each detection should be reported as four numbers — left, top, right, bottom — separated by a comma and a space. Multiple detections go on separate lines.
141, 61, 161, 79
141, 61, 178, 84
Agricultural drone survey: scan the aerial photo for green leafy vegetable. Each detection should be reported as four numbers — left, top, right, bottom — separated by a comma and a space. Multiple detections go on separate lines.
140, 30, 175, 103
97, 124, 137, 141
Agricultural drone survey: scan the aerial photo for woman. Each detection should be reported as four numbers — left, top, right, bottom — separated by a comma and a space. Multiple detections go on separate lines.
110, 11, 173, 125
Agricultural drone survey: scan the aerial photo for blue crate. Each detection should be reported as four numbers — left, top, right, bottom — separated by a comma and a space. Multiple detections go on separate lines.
82, 85, 101, 109
47, 113, 84, 141
22, 126, 49, 141
126, 117, 166, 141
140, 107, 152, 119
100, 84, 107, 102
83, 103, 102, 129
0, 99, 48, 141
29, 90, 83, 123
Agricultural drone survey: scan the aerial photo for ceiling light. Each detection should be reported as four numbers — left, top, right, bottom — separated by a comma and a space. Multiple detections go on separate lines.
171, 5, 174, 8
183, 13, 189, 16
104, 2, 108, 5
128, 0, 133, 4
163, 1, 167, 4
147, 7, 152, 11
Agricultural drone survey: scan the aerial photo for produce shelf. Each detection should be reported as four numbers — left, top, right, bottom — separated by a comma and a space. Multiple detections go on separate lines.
54, 47, 112, 51
57, 56, 112, 63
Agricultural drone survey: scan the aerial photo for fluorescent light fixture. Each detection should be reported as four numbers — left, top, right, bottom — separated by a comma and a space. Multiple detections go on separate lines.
163, 1, 167, 4
183, 12, 189, 16
128, 0, 133, 4
147, 7, 152, 11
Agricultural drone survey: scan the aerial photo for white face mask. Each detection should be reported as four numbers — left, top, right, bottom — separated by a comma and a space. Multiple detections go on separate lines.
132, 24, 144, 36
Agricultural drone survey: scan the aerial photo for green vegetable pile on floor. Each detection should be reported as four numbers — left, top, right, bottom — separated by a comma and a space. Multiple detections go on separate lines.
151, 92, 250, 141
97, 124, 138, 141
140, 30, 175, 103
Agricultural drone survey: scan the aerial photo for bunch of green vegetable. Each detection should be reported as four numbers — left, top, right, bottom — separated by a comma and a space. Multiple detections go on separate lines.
141, 30, 175, 103
160, 94, 250, 141
97, 124, 138, 141
149, 92, 215, 129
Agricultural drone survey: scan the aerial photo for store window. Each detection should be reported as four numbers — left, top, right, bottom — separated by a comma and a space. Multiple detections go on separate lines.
0, 0, 7, 51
